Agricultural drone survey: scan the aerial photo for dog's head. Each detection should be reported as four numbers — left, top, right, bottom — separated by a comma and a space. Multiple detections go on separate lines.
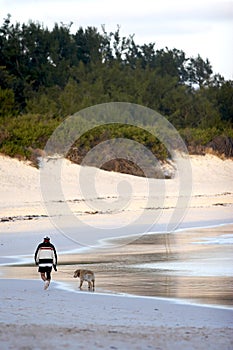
73, 269, 80, 278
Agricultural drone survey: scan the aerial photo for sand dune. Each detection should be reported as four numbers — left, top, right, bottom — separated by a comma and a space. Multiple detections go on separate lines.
1, 153, 232, 217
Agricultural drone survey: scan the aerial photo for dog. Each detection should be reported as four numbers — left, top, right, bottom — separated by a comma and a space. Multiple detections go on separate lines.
73, 269, 95, 291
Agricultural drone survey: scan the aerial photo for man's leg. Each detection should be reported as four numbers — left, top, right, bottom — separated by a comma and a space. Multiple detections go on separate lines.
44, 267, 52, 290
40, 273, 46, 281
46, 270, 51, 281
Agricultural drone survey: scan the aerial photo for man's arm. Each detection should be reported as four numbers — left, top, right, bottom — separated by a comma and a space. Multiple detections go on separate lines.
34, 244, 41, 264
52, 244, 58, 265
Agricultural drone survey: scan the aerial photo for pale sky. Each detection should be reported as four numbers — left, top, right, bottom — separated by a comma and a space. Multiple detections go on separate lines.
1, 0, 233, 80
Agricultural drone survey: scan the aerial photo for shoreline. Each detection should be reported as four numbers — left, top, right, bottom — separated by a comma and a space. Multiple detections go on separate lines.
1, 219, 232, 262
0, 278, 233, 350
1, 278, 233, 326
1, 222, 232, 309
0, 219, 232, 263
54, 279, 233, 311
99, 218, 233, 248
0, 276, 232, 311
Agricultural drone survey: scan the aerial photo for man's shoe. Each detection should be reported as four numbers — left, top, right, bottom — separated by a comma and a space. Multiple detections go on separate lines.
44, 280, 50, 290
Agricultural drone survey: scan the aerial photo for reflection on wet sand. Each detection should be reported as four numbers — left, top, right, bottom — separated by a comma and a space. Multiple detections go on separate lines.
2, 225, 233, 308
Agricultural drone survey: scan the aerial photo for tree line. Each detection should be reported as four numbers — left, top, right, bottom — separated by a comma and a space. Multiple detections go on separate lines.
0, 15, 232, 164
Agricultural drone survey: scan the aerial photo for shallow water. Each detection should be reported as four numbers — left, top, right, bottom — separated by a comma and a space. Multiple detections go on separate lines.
1, 224, 233, 308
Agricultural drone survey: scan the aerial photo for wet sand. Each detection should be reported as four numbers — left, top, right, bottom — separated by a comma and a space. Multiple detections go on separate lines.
3, 224, 233, 308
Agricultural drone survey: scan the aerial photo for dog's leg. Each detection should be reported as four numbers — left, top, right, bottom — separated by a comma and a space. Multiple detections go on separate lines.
92, 279, 95, 291
79, 279, 83, 289
88, 281, 91, 290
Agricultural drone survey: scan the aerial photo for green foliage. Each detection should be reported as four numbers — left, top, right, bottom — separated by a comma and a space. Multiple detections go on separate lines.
0, 114, 60, 157
180, 127, 228, 148
0, 87, 16, 116
0, 15, 232, 163
178, 126, 233, 156
67, 124, 168, 163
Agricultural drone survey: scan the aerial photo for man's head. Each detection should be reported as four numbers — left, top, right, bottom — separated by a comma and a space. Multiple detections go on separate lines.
43, 236, 50, 243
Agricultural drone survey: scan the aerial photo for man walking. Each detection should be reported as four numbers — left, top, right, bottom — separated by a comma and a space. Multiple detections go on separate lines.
34, 236, 57, 290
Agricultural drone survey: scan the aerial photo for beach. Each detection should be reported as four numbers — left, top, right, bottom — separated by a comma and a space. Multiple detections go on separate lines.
0, 279, 233, 350
0, 154, 233, 349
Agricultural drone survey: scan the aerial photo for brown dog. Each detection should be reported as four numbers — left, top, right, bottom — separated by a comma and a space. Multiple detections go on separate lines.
73, 269, 95, 291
